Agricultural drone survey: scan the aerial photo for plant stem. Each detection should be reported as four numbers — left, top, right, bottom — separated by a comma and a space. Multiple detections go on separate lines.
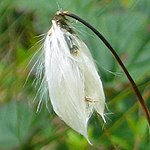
59, 11, 150, 126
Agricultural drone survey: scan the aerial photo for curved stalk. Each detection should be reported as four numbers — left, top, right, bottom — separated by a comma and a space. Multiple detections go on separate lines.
57, 11, 150, 126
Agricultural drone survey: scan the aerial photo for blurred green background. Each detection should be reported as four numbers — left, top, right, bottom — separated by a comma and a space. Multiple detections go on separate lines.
0, 0, 150, 149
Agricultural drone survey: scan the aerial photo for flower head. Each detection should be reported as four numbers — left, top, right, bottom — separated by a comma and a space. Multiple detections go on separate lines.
38, 12, 106, 144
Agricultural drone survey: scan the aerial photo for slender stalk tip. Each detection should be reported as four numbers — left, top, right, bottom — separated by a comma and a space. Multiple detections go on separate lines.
56, 11, 70, 16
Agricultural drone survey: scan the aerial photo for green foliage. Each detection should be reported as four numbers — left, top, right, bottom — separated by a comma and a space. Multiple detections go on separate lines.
0, 0, 150, 149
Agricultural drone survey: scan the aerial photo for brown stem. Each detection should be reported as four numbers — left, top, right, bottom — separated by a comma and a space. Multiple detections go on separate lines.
58, 11, 150, 126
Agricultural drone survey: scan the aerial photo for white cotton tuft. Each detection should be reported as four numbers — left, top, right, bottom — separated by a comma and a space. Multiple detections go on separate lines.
38, 14, 106, 144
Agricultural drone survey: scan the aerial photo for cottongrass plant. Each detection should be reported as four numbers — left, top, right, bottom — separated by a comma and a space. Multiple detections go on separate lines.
32, 11, 150, 145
